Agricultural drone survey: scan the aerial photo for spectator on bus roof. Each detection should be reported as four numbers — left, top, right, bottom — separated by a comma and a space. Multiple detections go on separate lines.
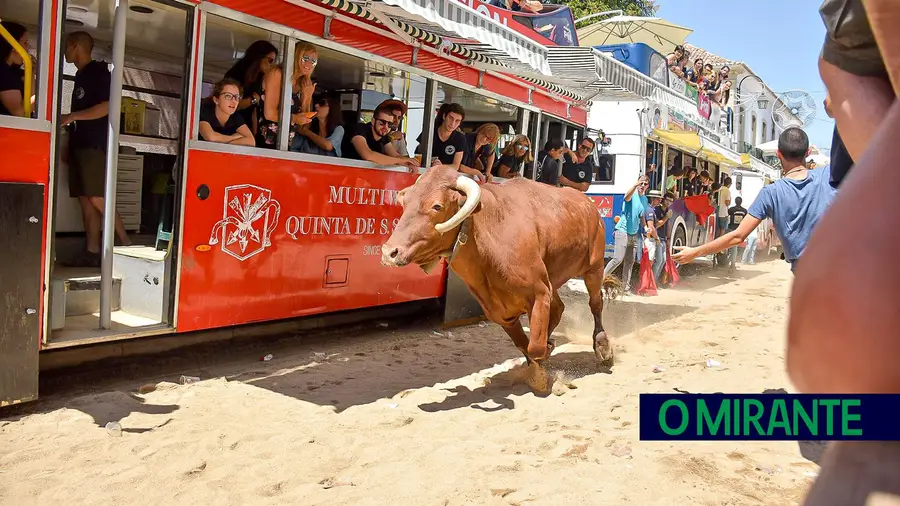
535, 138, 565, 187
714, 80, 732, 106
460, 122, 499, 182
256, 42, 317, 149
60, 30, 131, 268
198, 78, 255, 146
559, 137, 595, 192
673, 128, 836, 274
223, 40, 278, 133
666, 45, 687, 79
684, 58, 704, 85
342, 104, 419, 172
493, 134, 532, 178
0, 21, 29, 118
427, 102, 467, 169
378, 99, 409, 157
488, 0, 542, 14
295, 96, 344, 157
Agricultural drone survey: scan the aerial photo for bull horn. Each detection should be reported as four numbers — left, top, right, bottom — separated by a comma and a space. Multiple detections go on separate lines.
435, 176, 481, 233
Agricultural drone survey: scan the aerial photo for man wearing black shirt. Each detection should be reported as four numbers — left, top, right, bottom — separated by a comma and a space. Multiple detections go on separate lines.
60, 31, 130, 267
343, 105, 419, 172
725, 196, 748, 270
560, 137, 595, 192
429, 103, 467, 168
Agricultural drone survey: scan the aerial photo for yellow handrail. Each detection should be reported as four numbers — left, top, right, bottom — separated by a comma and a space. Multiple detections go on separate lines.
0, 21, 33, 118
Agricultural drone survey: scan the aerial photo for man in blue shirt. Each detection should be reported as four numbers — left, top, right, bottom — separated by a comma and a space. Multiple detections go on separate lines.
672, 127, 836, 273
604, 174, 649, 291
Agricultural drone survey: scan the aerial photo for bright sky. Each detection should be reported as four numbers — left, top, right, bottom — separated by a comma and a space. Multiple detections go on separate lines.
656, 0, 834, 152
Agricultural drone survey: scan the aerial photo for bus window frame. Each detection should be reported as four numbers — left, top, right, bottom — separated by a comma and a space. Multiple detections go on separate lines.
0, 0, 55, 130
194, 3, 552, 175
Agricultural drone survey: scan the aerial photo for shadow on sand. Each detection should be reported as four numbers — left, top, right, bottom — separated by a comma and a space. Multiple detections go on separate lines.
4, 298, 697, 421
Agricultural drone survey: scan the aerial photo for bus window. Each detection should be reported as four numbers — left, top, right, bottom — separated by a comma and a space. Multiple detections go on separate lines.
201, 14, 286, 148
426, 82, 518, 178
595, 153, 615, 184
645, 139, 662, 191
0, 0, 44, 120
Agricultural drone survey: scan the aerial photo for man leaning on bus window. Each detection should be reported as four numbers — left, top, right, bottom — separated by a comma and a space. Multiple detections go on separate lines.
559, 137, 595, 192
342, 104, 419, 173
60, 31, 131, 268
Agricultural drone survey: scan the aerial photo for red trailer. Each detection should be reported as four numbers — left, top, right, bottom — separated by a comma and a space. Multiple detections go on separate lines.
0, 0, 592, 407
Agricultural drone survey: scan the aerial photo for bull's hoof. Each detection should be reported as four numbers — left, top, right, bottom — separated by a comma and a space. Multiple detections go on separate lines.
547, 338, 556, 355
593, 332, 614, 368
525, 361, 552, 395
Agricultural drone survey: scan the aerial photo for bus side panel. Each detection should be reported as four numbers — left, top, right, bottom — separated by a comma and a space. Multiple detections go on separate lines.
0, 182, 45, 406
176, 149, 446, 332
0, 127, 51, 345
585, 193, 622, 257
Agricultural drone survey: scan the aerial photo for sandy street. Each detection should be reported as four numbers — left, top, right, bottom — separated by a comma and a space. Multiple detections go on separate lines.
0, 257, 820, 506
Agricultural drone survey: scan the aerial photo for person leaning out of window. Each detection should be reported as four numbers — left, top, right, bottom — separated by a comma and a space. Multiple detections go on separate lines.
295, 96, 344, 157
198, 78, 255, 146
494, 134, 533, 178
0, 21, 33, 117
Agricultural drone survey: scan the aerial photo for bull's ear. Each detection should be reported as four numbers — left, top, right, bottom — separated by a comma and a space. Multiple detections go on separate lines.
396, 188, 408, 207
451, 188, 483, 214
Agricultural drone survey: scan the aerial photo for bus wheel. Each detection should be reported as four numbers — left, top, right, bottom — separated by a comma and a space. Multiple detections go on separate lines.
671, 225, 686, 255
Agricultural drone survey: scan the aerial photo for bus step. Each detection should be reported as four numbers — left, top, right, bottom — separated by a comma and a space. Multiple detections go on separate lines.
53, 275, 122, 318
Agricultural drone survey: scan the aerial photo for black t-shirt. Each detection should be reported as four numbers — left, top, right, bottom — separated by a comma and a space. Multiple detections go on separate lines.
343, 122, 390, 161
432, 129, 466, 165
0, 63, 25, 116
493, 154, 523, 177
460, 132, 491, 171
199, 101, 247, 140
728, 205, 747, 230
655, 205, 670, 239
828, 126, 854, 189
561, 152, 594, 187
535, 154, 560, 186
71, 60, 112, 150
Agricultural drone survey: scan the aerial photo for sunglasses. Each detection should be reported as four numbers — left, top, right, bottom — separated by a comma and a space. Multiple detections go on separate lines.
302, 55, 318, 66
374, 118, 392, 127
516, 144, 530, 151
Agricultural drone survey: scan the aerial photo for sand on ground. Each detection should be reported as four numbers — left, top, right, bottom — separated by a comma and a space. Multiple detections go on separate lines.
0, 257, 822, 505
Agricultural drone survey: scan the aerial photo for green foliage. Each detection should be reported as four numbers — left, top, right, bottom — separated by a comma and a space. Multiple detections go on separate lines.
544, 0, 659, 24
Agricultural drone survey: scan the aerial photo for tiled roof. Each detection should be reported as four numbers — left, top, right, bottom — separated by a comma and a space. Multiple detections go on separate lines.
683, 43, 738, 68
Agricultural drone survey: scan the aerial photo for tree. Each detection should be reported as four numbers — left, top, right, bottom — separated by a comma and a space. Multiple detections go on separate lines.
545, 0, 659, 24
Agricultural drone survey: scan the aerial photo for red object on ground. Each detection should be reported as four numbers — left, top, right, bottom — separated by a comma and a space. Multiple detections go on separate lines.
664, 247, 681, 287
683, 194, 715, 226
637, 245, 658, 296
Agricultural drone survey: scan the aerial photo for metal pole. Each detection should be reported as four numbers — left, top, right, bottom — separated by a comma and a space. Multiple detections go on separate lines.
421, 78, 437, 169
530, 111, 542, 180
100, 0, 128, 329
277, 38, 296, 151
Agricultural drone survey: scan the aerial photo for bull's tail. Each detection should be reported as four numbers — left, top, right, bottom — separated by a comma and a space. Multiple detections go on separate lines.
601, 275, 623, 302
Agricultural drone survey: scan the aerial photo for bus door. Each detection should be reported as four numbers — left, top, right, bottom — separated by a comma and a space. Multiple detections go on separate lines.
49, 0, 193, 345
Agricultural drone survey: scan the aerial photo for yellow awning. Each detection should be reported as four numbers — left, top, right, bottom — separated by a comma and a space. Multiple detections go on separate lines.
651, 129, 741, 167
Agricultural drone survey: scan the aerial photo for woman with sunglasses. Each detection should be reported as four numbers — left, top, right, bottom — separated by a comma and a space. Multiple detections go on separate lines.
494, 134, 533, 178
295, 96, 344, 157
256, 42, 317, 149
198, 78, 255, 146
224, 40, 278, 130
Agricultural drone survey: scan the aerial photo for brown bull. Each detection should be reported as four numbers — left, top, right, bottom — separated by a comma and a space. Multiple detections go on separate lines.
381, 165, 620, 374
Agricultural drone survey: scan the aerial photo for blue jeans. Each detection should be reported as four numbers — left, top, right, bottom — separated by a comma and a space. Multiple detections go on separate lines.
652, 239, 666, 281
742, 236, 758, 264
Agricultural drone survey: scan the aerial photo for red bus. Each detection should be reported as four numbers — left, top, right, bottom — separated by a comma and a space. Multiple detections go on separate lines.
0, 0, 591, 406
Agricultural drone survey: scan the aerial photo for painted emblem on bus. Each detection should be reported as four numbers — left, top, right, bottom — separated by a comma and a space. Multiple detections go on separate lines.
209, 184, 281, 261
588, 196, 614, 218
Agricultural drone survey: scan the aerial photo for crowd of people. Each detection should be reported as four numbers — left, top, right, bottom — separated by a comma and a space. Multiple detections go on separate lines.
199, 40, 600, 190
665, 44, 732, 107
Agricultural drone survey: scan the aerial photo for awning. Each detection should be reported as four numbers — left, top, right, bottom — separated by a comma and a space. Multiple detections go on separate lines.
359, 0, 551, 74
651, 129, 741, 167
576, 15, 693, 55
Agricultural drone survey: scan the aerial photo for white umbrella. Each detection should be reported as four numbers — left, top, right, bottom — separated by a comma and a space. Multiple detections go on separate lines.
576, 15, 693, 55
756, 139, 779, 156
